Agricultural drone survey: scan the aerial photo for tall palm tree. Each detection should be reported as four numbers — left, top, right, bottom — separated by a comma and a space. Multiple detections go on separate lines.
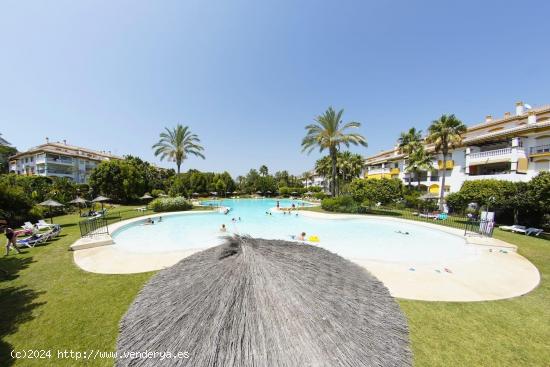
398, 127, 423, 187
397, 127, 423, 154
405, 146, 433, 187
302, 171, 314, 190
426, 114, 467, 210
259, 165, 269, 177
152, 125, 205, 174
302, 107, 367, 196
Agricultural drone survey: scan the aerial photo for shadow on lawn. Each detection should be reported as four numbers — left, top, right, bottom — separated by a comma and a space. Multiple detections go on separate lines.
0, 256, 46, 366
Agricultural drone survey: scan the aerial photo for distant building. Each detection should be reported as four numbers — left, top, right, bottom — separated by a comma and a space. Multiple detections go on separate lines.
302, 171, 329, 192
363, 101, 550, 196
0, 133, 11, 146
9, 138, 120, 183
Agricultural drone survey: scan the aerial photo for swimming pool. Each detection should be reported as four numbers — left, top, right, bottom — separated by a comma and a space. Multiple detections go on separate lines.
112, 198, 480, 264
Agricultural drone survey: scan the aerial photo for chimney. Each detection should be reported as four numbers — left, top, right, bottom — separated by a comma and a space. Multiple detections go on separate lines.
45, 137, 49, 143
515, 101, 524, 116
504, 112, 511, 118
485, 115, 493, 123
528, 110, 537, 124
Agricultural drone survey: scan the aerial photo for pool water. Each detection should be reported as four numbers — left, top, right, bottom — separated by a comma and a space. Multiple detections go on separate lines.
112, 198, 479, 264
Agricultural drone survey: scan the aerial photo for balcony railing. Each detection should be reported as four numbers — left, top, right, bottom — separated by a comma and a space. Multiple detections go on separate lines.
367, 168, 390, 175
530, 144, 550, 155
470, 147, 512, 160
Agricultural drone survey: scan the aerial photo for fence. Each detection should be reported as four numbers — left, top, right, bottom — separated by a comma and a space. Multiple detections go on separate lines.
78, 207, 154, 238
79, 216, 110, 238
362, 206, 494, 237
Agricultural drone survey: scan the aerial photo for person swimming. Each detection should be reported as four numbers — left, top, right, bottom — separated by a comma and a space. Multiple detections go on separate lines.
144, 218, 155, 225
395, 230, 409, 235
158, 216, 163, 222
220, 224, 227, 232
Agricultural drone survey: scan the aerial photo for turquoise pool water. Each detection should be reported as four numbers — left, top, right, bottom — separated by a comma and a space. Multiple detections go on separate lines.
112, 198, 479, 264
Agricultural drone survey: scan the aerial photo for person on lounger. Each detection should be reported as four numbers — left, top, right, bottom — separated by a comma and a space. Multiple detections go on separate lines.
4, 228, 22, 255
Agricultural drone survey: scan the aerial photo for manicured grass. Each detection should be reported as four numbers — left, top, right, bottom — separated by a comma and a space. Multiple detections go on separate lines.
1, 207, 548, 366
400, 229, 550, 366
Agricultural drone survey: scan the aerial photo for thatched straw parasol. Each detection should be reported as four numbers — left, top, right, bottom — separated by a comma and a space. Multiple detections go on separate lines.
117, 236, 411, 366
38, 199, 64, 224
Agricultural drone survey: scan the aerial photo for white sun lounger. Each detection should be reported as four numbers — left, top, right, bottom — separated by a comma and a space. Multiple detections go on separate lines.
37, 219, 55, 230
499, 225, 526, 232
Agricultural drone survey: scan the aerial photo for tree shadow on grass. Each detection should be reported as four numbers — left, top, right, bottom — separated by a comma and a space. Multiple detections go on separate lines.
0, 256, 46, 366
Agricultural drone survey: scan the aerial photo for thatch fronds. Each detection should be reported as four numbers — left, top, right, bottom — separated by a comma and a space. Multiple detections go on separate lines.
117, 236, 411, 366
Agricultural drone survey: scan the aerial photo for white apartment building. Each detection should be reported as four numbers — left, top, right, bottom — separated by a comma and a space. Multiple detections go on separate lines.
364, 102, 550, 196
9, 139, 120, 183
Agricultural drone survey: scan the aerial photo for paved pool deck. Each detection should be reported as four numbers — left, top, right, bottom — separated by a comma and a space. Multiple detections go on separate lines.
72, 210, 540, 302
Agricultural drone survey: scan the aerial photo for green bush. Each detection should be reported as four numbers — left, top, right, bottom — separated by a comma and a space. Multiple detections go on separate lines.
321, 196, 362, 214
349, 178, 403, 205
313, 191, 328, 200
149, 197, 192, 212
151, 189, 166, 197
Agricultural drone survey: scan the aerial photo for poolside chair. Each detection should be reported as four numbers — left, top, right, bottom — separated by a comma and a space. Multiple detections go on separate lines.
37, 219, 55, 230
22, 222, 35, 230
17, 233, 48, 248
525, 228, 544, 236
499, 225, 526, 232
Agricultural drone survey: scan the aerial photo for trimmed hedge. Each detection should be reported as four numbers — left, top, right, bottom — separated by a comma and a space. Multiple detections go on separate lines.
149, 197, 192, 212
321, 196, 363, 214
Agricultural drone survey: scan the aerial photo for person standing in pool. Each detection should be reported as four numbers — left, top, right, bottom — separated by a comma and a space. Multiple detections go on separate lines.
5, 228, 22, 255
297, 232, 306, 241
276, 200, 280, 208
220, 224, 227, 232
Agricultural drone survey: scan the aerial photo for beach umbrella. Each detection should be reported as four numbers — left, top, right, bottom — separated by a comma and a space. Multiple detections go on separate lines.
305, 191, 313, 196
291, 191, 298, 195
210, 192, 218, 196
140, 194, 153, 200
256, 190, 262, 195
117, 236, 411, 367
192, 192, 199, 196
38, 199, 64, 224
232, 191, 239, 194
91, 195, 110, 211
68, 197, 88, 216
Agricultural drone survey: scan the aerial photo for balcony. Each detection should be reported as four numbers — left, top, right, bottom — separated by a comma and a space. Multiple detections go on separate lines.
437, 160, 454, 170
367, 168, 390, 175
530, 144, 550, 157
468, 147, 526, 166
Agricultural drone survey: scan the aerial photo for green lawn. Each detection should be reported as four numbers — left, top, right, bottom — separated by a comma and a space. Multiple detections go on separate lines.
1, 207, 549, 366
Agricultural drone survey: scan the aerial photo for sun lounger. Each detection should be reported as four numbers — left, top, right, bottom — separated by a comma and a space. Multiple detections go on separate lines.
525, 228, 544, 236
37, 219, 55, 230
499, 225, 526, 233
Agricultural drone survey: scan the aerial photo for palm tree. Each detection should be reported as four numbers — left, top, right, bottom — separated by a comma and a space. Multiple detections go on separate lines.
302, 171, 314, 190
405, 146, 433, 187
426, 114, 467, 210
398, 127, 423, 187
259, 165, 269, 177
397, 127, 423, 154
302, 107, 367, 196
152, 125, 205, 174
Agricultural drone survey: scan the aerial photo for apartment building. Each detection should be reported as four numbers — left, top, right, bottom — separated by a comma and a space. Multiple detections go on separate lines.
9, 138, 120, 183
364, 102, 550, 196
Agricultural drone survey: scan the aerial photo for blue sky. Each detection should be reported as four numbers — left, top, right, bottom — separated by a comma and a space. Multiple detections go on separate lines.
1, 0, 549, 176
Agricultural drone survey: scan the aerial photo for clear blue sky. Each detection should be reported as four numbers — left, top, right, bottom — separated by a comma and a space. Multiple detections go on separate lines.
1, 0, 549, 176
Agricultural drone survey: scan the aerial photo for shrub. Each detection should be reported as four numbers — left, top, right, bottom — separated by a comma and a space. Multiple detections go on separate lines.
321, 196, 362, 214
149, 197, 192, 212
313, 192, 328, 200
151, 189, 166, 197
349, 178, 403, 205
